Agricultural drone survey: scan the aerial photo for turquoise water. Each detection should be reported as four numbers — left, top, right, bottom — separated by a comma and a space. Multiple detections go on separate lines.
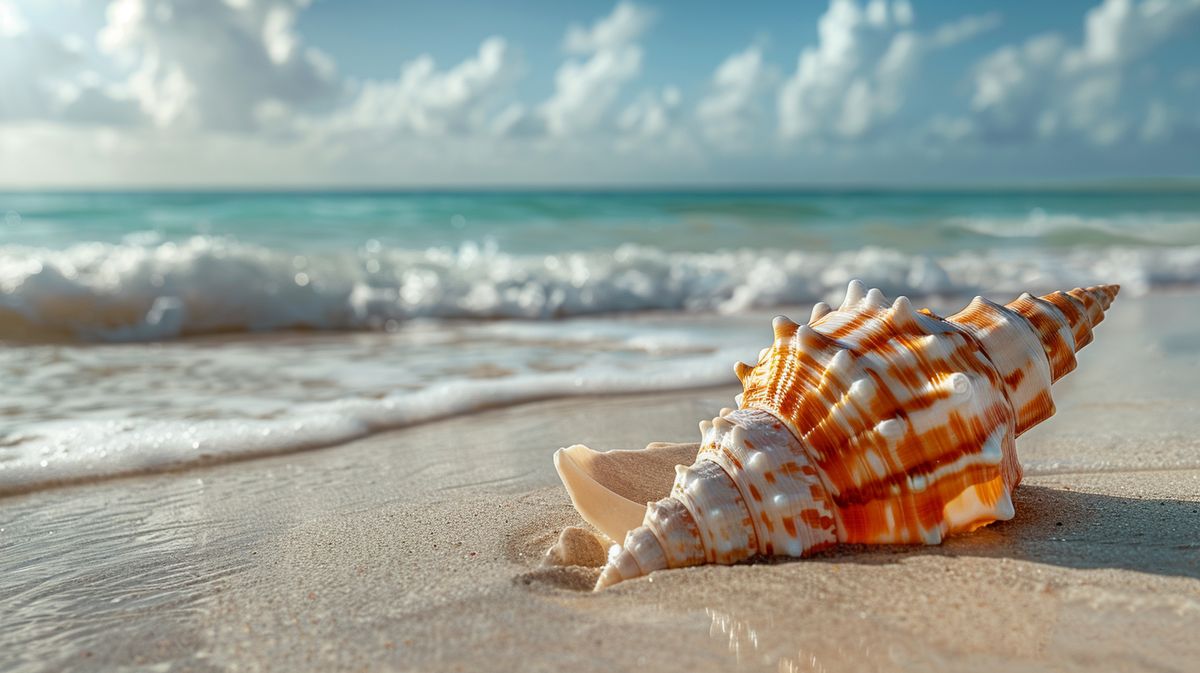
1, 188, 1197, 340
4, 189, 1199, 253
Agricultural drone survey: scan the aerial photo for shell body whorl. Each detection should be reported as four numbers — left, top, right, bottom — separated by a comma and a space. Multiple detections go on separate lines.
595, 281, 1119, 590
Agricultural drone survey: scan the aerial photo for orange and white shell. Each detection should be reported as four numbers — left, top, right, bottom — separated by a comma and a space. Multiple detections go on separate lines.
555, 280, 1119, 590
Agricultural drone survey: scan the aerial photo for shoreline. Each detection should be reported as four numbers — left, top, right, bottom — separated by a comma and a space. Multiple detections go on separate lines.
1, 289, 1198, 671
8, 287, 1200, 499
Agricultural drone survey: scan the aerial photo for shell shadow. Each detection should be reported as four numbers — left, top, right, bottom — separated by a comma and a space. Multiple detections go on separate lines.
801, 485, 1200, 581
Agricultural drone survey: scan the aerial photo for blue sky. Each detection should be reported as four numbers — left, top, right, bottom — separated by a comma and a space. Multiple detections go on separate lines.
1, 0, 1198, 186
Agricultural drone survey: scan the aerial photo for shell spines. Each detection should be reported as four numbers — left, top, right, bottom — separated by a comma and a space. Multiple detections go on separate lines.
740, 285, 1024, 548
590, 281, 1118, 589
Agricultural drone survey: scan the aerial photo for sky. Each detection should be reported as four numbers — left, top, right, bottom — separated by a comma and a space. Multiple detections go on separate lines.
0, 0, 1198, 187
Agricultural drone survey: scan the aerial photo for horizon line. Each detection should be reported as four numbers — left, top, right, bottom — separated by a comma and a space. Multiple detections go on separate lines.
1, 176, 1199, 194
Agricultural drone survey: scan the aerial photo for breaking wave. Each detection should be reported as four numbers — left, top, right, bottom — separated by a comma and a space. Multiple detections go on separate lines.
2, 236, 1198, 341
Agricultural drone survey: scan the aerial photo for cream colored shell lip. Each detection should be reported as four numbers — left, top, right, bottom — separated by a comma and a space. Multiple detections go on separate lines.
553, 443, 699, 543
554, 280, 1120, 590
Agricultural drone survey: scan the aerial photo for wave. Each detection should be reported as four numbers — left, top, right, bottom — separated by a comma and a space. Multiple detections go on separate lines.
2, 236, 1199, 341
0, 344, 745, 496
946, 209, 1200, 246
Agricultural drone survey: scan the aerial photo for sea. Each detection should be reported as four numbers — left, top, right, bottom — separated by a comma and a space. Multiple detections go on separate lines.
2, 188, 1199, 493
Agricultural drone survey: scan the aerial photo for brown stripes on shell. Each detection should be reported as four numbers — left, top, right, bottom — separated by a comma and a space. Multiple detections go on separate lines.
1003, 367, 1025, 389
1009, 295, 1076, 381
763, 322, 801, 418
1043, 291, 1093, 351
799, 508, 836, 531
943, 298, 1043, 438
1067, 288, 1102, 327
769, 344, 844, 435
830, 405, 1007, 508
732, 284, 1116, 560
827, 310, 876, 339
782, 517, 798, 537
722, 447, 744, 471
1017, 389, 1055, 429
742, 291, 1024, 547
645, 497, 705, 569
759, 511, 775, 533
948, 301, 994, 330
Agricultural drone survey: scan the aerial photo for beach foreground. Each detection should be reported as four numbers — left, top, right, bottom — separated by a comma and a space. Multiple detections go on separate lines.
2, 291, 1199, 673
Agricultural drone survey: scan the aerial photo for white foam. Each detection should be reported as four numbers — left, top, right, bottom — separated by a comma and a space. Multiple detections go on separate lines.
3, 237, 1200, 341
0, 336, 750, 494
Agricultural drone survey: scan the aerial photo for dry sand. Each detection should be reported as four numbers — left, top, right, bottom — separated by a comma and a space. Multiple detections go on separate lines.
2, 291, 1199, 672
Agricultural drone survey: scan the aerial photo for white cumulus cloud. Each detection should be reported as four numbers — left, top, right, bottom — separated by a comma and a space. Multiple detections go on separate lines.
967, 0, 1200, 145
563, 1, 655, 54
930, 11, 1002, 48
696, 44, 776, 150
98, 0, 340, 131
330, 37, 520, 137
777, 0, 920, 141
539, 1, 654, 137
0, 3, 142, 125
0, 0, 27, 37
618, 85, 680, 139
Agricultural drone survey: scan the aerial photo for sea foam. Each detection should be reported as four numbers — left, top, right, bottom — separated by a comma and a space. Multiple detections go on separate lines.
2, 236, 1198, 341
0, 342, 747, 495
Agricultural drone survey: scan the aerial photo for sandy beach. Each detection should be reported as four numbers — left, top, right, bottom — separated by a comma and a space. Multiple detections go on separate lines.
4, 0, 1200, 670
0, 289, 1197, 672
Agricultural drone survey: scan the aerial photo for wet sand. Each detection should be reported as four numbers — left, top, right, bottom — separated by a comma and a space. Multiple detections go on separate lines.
2, 291, 1199, 672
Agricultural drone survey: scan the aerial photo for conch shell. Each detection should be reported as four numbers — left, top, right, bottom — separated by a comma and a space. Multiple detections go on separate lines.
555, 281, 1119, 590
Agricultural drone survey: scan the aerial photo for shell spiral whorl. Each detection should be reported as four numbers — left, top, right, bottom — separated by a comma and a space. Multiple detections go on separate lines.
595, 281, 1119, 589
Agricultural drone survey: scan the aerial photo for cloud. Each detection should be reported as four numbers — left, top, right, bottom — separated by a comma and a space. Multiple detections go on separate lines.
618, 86, 680, 139
777, 0, 920, 141
930, 11, 1002, 48
696, 44, 776, 150
329, 37, 520, 137
967, 0, 1200, 145
563, 1, 655, 54
775, 1, 1004, 145
97, 0, 340, 131
0, 30, 78, 120
3, 0, 1199, 186
0, 3, 141, 125
0, 0, 26, 37
539, 2, 654, 137
1069, 0, 1198, 67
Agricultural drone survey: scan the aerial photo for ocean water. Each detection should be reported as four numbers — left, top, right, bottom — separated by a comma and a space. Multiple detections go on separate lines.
2, 188, 1198, 492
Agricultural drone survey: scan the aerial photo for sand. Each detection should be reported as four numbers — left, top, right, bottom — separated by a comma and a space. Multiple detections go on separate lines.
2, 291, 1199, 672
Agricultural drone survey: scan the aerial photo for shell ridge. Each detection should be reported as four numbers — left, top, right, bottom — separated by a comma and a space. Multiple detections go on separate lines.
945, 296, 1054, 435
783, 287, 1020, 545
671, 458, 758, 565
701, 409, 839, 557
588, 282, 1119, 589
738, 401, 851, 542
1006, 293, 1077, 381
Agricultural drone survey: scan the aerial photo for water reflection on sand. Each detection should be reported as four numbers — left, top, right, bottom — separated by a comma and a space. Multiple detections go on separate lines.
706, 607, 895, 673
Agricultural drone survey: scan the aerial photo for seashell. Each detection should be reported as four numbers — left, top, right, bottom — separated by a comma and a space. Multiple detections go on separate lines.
554, 280, 1119, 590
